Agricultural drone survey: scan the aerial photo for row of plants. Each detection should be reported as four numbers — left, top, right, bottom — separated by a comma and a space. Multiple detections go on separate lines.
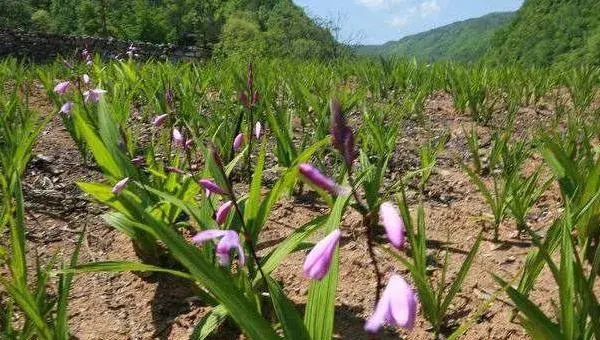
1, 54, 599, 339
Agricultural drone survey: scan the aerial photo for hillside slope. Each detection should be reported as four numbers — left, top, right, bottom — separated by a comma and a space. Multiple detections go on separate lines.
0, 0, 338, 60
356, 12, 514, 62
488, 0, 600, 66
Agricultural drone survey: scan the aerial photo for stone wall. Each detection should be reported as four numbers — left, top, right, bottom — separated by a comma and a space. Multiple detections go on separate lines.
0, 29, 208, 62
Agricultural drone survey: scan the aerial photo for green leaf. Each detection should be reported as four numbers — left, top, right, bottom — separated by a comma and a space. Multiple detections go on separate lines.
559, 217, 575, 340
191, 305, 229, 340
245, 138, 267, 237
440, 231, 483, 315
265, 275, 310, 340
73, 111, 123, 179
55, 227, 85, 340
304, 193, 350, 340
493, 274, 562, 340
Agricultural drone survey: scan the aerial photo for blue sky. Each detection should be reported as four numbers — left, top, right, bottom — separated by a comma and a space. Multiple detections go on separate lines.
292, 0, 524, 45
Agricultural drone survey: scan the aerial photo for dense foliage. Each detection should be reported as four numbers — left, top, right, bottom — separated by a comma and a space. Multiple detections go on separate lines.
355, 12, 513, 62
0, 0, 339, 60
489, 0, 600, 66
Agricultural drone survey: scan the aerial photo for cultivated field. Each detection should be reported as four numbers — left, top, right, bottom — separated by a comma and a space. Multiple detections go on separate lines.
1, 56, 599, 339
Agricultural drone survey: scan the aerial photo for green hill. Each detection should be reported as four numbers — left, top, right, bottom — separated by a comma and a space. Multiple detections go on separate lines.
488, 0, 600, 66
0, 0, 338, 60
356, 12, 514, 62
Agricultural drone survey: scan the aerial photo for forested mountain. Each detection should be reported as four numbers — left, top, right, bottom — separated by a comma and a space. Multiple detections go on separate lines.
0, 0, 339, 59
488, 0, 600, 66
356, 12, 514, 62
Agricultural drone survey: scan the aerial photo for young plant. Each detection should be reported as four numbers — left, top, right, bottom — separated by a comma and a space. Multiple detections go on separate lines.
384, 191, 483, 338
462, 162, 510, 242
0, 87, 81, 339
495, 204, 600, 340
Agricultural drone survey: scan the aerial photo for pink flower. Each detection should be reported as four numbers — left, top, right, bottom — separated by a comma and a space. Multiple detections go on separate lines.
198, 179, 227, 195
152, 114, 168, 127
298, 163, 348, 195
233, 133, 245, 151
82, 74, 91, 84
172, 128, 184, 147
132, 156, 145, 167
379, 202, 405, 250
364, 274, 417, 333
215, 201, 233, 225
254, 122, 262, 139
112, 177, 129, 195
303, 229, 341, 280
83, 89, 107, 103
60, 102, 73, 115
192, 230, 245, 266
53, 81, 71, 94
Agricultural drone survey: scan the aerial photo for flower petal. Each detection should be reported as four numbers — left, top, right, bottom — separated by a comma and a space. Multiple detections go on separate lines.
215, 201, 233, 225
303, 229, 341, 280
380, 202, 405, 249
112, 177, 129, 195
191, 229, 228, 244
388, 275, 418, 329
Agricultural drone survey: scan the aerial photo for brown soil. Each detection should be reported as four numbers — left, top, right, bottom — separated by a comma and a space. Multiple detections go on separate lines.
14, 87, 585, 340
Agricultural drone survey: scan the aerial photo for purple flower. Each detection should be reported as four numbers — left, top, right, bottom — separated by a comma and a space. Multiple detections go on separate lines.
240, 91, 248, 108
132, 156, 145, 167
330, 99, 357, 167
216, 201, 233, 225
184, 139, 194, 149
192, 230, 245, 266
233, 133, 245, 151
152, 114, 168, 127
63, 59, 73, 69
254, 122, 262, 139
303, 229, 341, 280
82, 74, 91, 84
54, 81, 71, 94
198, 179, 227, 195
60, 102, 73, 115
83, 89, 107, 103
172, 128, 184, 147
379, 202, 405, 250
364, 274, 417, 333
251, 91, 259, 106
112, 177, 129, 195
298, 163, 348, 195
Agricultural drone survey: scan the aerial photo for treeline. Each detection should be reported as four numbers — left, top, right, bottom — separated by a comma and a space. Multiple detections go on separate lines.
0, 0, 341, 60
488, 0, 600, 66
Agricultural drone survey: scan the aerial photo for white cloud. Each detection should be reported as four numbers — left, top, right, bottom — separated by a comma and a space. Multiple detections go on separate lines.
387, 15, 411, 27
385, 0, 441, 28
355, 0, 404, 10
419, 0, 441, 17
